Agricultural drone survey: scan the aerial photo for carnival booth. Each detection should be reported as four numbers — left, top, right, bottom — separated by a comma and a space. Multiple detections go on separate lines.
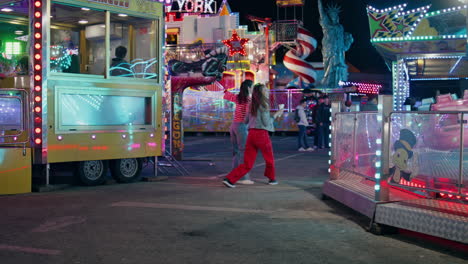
164, 0, 321, 134
323, 3, 468, 243
0, 0, 165, 193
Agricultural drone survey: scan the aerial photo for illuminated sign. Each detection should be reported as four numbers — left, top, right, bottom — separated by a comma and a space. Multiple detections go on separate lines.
276, 0, 304, 7
87, 0, 129, 8
172, 0, 215, 13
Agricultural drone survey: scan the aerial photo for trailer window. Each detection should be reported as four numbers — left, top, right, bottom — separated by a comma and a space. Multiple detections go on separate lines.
0, 97, 22, 131
60, 94, 152, 127
0, 21, 29, 77
50, 3, 105, 75
109, 13, 159, 79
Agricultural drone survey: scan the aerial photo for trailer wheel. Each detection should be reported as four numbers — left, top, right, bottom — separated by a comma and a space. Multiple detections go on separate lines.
110, 158, 142, 183
76, 160, 108, 186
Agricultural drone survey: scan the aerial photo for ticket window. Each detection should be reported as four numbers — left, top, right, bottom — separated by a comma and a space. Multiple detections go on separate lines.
50, 3, 105, 75
109, 13, 160, 79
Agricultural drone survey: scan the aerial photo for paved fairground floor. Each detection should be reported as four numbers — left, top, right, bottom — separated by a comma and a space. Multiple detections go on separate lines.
1, 135, 467, 264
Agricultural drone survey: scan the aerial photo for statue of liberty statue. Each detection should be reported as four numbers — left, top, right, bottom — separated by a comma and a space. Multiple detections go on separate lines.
318, 0, 354, 88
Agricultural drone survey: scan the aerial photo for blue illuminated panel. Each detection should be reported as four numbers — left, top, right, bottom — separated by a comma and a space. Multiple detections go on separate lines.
0, 97, 22, 131
60, 94, 150, 127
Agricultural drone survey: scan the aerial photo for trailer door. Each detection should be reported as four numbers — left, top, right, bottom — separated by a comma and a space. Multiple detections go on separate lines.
0, 90, 31, 194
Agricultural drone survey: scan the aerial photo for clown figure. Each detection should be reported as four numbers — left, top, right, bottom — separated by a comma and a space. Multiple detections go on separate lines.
389, 129, 418, 184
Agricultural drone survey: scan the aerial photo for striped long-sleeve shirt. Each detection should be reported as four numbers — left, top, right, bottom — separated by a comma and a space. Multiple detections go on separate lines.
224, 90, 251, 123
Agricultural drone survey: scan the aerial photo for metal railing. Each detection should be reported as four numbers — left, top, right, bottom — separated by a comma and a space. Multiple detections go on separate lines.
274, 20, 301, 43
165, 43, 235, 62
332, 112, 380, 181
180, 88, 308, 132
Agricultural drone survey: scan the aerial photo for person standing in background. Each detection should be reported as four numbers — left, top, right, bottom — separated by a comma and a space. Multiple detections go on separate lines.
110, 46, 131, 77
316, 95, 331, 149
296, 99, 314, 152
312, 96, 324, 148
223, 80, 254, 184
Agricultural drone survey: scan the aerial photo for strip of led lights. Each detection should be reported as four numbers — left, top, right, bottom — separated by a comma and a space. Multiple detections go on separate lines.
370, 4, 468, 42
339, 81, 382, 95
33, 0, 43, 147
374, 103, 383, 197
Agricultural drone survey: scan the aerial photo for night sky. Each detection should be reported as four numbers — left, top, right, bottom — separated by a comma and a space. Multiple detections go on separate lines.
226, 0, 464, 74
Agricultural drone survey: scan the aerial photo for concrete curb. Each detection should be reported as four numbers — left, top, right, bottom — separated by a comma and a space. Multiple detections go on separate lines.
142, 176, 169, 182
32, 184, 72, 192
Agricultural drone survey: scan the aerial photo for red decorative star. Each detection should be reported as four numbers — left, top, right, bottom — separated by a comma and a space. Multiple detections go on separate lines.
222, 30, 249, 56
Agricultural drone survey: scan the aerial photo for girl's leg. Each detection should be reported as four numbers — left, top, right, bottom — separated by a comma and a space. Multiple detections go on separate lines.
226, 131, 258, 183
257, 130, 275, 181
237, 123, 251, 181
230, 123, 240, 169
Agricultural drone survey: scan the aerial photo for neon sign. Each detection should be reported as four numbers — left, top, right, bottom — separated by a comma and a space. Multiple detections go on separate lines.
87, 0, 129, 8
172, 0, 216, 13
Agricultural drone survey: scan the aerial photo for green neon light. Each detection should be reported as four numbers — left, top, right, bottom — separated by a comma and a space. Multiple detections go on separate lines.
371, 34, 467, 43
5, 42, 21, 55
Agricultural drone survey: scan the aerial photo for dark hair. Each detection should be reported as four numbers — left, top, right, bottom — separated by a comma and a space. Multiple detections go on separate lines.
115, 46, 127, 59
238, 79, 252, 104
322, 95, 329, 99
300, 99, 308, 104
250, 83, 269, 116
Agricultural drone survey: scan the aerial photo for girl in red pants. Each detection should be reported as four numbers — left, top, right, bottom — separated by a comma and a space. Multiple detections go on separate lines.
223, 83, 283, 188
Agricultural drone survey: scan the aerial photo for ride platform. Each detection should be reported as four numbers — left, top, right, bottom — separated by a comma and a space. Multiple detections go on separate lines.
322, 170, 468, 244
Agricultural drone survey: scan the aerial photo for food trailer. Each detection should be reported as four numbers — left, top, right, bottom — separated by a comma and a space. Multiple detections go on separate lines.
0, 0, 165, 194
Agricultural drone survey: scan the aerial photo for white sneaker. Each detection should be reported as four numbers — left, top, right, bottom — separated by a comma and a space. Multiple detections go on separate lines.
306, 147, 315, 151
237, 179, 255, 184
298, 147, 306, 152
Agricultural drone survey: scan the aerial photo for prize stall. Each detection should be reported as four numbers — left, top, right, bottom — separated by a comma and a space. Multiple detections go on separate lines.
323, 2, 468, 243
0, 0, 165, 193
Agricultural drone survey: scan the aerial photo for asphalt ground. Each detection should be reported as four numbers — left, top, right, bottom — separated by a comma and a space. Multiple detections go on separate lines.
0, 135, 467, 264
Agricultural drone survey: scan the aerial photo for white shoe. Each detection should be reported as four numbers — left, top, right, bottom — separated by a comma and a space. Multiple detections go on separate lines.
298, 147, 306, 152
306, 147, 315, 151
237, 179, 255, 184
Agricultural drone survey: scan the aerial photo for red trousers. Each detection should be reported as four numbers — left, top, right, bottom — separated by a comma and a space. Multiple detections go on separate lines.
226, 129, 275, 183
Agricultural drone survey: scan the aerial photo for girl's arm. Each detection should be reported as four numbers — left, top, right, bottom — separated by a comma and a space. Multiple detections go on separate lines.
223, 89, 237, 103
